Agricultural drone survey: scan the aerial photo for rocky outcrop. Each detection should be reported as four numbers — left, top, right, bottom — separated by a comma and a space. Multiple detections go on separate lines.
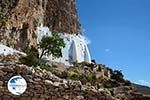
0, 55, 150, 100
0, 0, 81, 49
0, 63, 116, 100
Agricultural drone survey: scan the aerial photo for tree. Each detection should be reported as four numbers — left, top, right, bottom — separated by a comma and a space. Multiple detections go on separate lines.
39, 33, 65, 59
111, 70, 124, 83
20, 33, 65, 67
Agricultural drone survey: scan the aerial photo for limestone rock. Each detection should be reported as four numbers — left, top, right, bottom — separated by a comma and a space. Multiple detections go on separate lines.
0, 0, 81, 49
77, 95, 84, 100
0, 70, 5, 77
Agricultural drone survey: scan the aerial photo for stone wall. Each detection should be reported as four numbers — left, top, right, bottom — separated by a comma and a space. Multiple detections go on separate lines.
0, 64, 115, 100
0, 55, 150, 100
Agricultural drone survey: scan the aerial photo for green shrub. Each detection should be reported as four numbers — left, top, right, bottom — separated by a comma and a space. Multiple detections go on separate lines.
86, 73, 97, 84
72, 61, 80, 67
20, 51, 38, 66
0, 14, 7, 27
70, 73, 97, 84
6, 39, 13, 47
111, 70, 125, 83
77, 74, 87, 84
60, 71, 70, 79
103, 80, 120, 88
20, 46, 39, 66
123, 86, 132, 91
70, 73, 81, 80
52, 71, 62, 77
53, 71, 71, 79
40, 63, 52, 72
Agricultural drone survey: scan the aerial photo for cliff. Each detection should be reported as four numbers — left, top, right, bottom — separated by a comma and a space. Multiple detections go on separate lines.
0, 0, 81, 49
1, 1, 150, 100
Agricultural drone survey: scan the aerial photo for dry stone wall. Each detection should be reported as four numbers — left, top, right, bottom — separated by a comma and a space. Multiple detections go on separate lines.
0, 64, 115, 100
0, 55, 150, 100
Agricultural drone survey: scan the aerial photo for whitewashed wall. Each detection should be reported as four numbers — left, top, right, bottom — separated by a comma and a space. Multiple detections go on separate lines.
37, 25, 91, 65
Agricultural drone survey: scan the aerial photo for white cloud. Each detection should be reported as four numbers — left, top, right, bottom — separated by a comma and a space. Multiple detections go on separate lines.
136, 80, 150, 87
104, 48, 110, 52
104, 48, 113, 57
81, 28, 86, 33
80, 28, 91, 44
84, 36, 91, 44
86, 38, 91, 44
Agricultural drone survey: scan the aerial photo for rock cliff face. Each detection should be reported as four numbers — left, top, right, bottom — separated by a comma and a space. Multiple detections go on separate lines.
0, 0, 81, 49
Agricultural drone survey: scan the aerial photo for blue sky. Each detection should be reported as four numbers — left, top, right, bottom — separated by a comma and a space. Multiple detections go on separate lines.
77, 0, 150, 86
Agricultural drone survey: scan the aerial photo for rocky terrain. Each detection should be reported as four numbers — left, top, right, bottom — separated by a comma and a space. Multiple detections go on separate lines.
132, 83, 150, 95
0, 55, 150, 100
1, 0, 150, 100
0, 0, 80, 49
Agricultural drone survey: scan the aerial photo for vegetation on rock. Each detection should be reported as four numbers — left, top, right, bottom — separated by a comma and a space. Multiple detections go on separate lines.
111, 70, 125, 83
20, 46, 39, 66
39, 33, 65, 59
1, 54, 150, 100
20, 33, 65, 67
0, 14, 7, 28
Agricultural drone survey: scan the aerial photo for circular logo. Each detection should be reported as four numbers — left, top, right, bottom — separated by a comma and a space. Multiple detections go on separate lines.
7, 75, 27, 95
